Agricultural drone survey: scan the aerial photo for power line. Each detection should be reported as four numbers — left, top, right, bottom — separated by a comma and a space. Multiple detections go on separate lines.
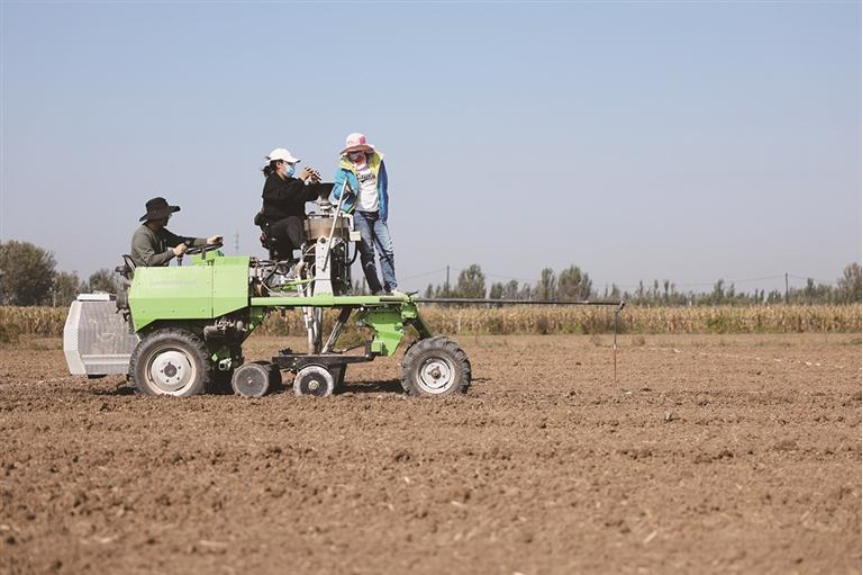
788, 274, 836, 284
671, 274, 787, 288
400, 268, 839, 291
400, 268, 447, 282
482, 271, 539, 283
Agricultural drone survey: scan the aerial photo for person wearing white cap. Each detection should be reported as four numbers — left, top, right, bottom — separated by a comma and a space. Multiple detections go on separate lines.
332, 133, 402, 296
258, 148, 322, 261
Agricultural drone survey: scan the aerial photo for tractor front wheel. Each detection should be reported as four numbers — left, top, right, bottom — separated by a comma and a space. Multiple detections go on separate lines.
129, 329, 211, 397
400, 336, 471, 397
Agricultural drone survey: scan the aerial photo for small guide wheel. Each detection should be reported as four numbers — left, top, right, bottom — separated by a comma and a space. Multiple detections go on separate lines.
231, 361, 278, 397
293, 365, 335, 397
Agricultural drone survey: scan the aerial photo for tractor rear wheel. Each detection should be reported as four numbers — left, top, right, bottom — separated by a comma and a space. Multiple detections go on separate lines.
129, 329, 210, 397
400, 336, 471, 397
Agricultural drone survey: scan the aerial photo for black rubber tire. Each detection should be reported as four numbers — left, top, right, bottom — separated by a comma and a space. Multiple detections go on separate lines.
208, 365, 237, 395
231, 361, 275, 397
128, 328, 211, 397
293, 365, 335, 397
211, 347, 244, 394
400, 336, 471, 397
269, 365, 284, 392
400, 334, 447, 364
330, 365, 347, 392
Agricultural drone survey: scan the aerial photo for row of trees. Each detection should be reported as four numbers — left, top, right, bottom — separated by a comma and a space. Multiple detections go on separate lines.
2, 239, 860, 307
0, 241, 120, 306
419, 264, 594, 301
416, 263, 862, 306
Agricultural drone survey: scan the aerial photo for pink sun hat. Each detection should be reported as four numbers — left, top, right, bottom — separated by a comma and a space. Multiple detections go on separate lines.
341, 132, 375, 155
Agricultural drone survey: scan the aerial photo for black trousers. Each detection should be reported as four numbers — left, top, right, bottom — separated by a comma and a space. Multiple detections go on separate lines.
269, 216, 304, 256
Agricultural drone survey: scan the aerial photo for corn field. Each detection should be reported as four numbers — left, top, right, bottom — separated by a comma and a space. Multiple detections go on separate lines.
1, 305, 860, 340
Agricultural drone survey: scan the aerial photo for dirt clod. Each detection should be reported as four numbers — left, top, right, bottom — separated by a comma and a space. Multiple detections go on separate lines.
0, 333, 859, 574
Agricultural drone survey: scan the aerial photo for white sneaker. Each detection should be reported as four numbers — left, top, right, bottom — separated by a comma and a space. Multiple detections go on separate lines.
388, 289, 408, 298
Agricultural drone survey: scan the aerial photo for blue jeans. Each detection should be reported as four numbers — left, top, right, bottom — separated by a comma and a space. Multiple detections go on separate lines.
353, 211, 397, 293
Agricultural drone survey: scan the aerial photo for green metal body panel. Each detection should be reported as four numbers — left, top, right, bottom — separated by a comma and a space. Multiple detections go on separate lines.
249, 295, 408, 308
356, 308, 404, 356
128, 251, 250, 331
400, 302, 434, 339
249, 296, 432, 357
127, 251, 434, 361
211, 255, 251, 317
352, 303, 432, 357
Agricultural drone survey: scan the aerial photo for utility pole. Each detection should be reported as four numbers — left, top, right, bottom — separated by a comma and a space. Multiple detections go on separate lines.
785, 273, 789, 303
445, 266, 450, 295
234, 229, 240, 255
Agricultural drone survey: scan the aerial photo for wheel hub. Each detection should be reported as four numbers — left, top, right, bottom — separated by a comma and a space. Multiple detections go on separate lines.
232, 363, 271, 397
149, 350, 194, 393
163, 363, 178, 378
294, 365, 335, 397
418, 358, 455, 393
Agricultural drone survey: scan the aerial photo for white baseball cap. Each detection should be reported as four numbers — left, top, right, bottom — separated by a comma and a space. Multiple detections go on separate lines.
266, 148, 300, 164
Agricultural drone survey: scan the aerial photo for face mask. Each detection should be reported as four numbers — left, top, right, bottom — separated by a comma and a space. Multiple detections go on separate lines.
284, 163, 295, 177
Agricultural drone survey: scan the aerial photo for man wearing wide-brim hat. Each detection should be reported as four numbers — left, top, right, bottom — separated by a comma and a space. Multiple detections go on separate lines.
130, 197, 222, 267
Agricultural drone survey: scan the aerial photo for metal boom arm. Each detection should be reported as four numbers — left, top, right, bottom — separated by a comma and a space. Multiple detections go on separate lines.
416, 298, 626, 382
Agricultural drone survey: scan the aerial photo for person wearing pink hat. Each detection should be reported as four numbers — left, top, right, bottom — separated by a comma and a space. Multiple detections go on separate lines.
332, 133, 402, 296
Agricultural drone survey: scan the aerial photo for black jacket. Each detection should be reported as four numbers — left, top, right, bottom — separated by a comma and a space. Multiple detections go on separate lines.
260, 174, 320, 222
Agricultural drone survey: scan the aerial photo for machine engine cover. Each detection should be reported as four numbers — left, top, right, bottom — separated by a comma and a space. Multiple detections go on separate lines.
64, 294, 138, 376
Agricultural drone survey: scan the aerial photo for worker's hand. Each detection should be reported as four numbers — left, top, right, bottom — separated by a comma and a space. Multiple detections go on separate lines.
309, 169, 322, 183
173, 243, 188, 256
299, 167, 314, 181
207, 235, 223, 245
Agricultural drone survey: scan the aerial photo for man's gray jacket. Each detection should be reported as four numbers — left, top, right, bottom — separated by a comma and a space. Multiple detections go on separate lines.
130, 224, 206, 267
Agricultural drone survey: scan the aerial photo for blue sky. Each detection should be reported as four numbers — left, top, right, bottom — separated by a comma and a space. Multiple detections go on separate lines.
1, 1, 860, 294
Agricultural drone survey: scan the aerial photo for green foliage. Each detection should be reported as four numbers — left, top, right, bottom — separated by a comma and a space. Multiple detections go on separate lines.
557, 265, 592, 301
504, 280, 520, 299
837, 263, 862, 303
0, 241, 56, 306
422, 262, 863, 306
1, 304, 860, 338
53, 272, 86, 307
87, 269, 120, 294
535, 268, 556, 300
454, 264, 486, 298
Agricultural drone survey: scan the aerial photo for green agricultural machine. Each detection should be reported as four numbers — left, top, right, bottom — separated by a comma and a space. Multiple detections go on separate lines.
63, 188, 624, 397
64, 193, 471, 397
124, 250, 469, 397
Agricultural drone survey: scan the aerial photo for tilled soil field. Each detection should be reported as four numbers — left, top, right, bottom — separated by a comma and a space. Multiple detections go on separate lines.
0, 334, 860, 574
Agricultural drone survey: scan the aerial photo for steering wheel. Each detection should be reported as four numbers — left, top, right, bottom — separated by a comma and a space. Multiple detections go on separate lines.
185, 242, 223, 256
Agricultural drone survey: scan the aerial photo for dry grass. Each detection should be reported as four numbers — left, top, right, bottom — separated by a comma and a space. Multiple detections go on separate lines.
2, 304, 859, 338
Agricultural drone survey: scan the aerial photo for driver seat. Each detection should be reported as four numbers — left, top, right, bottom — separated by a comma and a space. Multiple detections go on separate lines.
116, 254, 136, 284
115, 255, 136, 313
254, 211, 295, 261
